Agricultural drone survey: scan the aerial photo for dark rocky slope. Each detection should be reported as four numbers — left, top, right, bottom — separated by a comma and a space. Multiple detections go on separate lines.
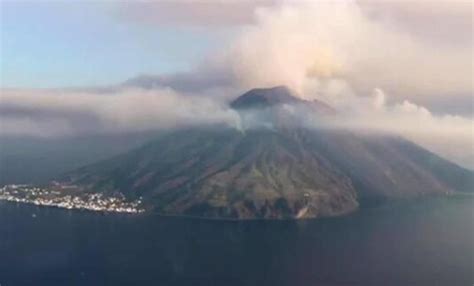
62, 87, 473, 219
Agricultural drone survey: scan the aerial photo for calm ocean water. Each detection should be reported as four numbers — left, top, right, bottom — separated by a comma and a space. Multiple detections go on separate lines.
1, 195, 473, 286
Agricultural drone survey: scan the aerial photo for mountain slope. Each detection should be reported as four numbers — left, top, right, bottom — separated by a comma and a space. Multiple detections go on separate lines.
62, 87, 473, 219
301, 130, 473, 204
66, 128, 358, 219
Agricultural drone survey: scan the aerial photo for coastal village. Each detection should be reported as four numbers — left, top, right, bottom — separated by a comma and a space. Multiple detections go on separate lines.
0, 184, 144, 214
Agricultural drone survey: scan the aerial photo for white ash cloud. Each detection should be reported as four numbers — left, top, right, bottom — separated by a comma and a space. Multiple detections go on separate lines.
128, 1, 471, 107
0, 88, 240, 137
309, 83, 474, 169
225, 1, 472, 100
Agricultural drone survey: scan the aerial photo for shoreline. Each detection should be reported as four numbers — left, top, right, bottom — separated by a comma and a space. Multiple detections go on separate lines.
2, 192, 470, 221
0, 198, 145, 214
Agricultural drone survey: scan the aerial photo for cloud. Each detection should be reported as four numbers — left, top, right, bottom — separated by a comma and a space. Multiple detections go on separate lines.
117, 1, 278, 27
0, 88, 240, 137
130, 1, 470, 108
123, 64, 235, 93
224, 1, 472, 100
358, 0, 473, 46
310, 84, 474, 169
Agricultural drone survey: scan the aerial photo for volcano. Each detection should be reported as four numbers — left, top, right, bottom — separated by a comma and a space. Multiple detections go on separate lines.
63, 86, 473, 219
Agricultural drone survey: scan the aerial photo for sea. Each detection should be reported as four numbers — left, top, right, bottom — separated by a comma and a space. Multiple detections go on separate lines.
1, 195, 473, 286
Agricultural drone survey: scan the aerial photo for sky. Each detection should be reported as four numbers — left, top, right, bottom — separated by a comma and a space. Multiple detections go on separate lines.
0, 0, 473, 168
0, 1, 232, 88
